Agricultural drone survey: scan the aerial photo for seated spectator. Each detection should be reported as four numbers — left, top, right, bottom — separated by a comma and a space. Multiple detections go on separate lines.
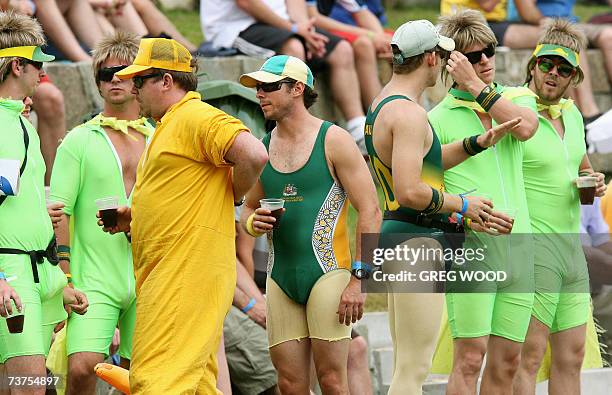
33, 0, 105, 61
306, 0, 390, 108
90, 0, 197, 52
329, 0, 388, 27
201, 0, 369, 154
0, 4, 67, 185
440, 0, 605, 125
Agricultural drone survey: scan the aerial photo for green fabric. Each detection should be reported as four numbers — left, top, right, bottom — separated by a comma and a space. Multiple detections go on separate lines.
365, 95, 446, 234
49, 118, 153, 306
0, 99, 66, 360
523, 99, 585, 234
260, 121, 349, 305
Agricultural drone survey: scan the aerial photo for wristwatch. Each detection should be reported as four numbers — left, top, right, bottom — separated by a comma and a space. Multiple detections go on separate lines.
234, 197, 245, 207
351, 261, 372, 280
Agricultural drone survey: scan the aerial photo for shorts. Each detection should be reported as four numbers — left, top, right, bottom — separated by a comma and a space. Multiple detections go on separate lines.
446, 292, 534, 342
532, 292, 590, 333
223, 306, 277, 395
266, 269, 352, 347
67, 292, 136, 359
0, 256, 67, 363
234, 23, 342, 72
488, 21, 514, 45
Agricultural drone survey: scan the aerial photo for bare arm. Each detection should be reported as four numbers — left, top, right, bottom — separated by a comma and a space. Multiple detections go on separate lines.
234, 258, 267, 327
235, 222, 256, 278
475, 0, 501, 12
447, 51, 538, 141
351, 8, 384, 33
55, 214, 71, 274
513, 0, 545, 25
307, 4, 372, 36
236, 0, 294, 30
225, 132, 269, 204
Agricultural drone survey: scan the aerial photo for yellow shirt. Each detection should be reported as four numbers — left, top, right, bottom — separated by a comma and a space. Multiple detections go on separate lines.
440, 0, 507, 22
130, 91, 247, 291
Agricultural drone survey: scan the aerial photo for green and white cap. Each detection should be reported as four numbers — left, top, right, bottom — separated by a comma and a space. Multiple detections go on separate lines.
391, 20, 455, 64
240, 55, 314, 89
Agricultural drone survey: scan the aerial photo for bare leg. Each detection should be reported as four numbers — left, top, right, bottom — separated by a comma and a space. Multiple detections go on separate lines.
446, 336, 488, 395
326, 40, 364, 121
549, 324, 586, 395
0, 364, 8, 395
513, 317, 550, 395
280, 37, 306, 60
4, 355, 46, 395
32, 82, 66, 185
312, 338, 350, 395
130, 0, 196, 52
501, 24, 541, 49
67, 352, 105, 395
596, 27, 612, 83
270, 339, 312, 395
59, 0, 105, 50
94, 11, 115, 36
347, 336, 373, 395
108, 3, 148, 36
351, 36, 381, 110
480, 335, 522, 395
216, 333, 232, 395
33, 0, 91, 61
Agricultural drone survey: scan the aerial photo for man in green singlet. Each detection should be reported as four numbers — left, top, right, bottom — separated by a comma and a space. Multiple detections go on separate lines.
239, 54, 382, 394
429, 9, 539, 395
366, 19, 520, 395
513, 19, 607, 394
49, 31, 152, 395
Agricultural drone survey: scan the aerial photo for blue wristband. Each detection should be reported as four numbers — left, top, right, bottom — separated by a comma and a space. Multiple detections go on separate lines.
241, 298, 256, 314
0, 272, 5, 280
290, 23, 299, 34
456, 213, 463, 225
459, 195, 468, 215
351, 261, 372, 273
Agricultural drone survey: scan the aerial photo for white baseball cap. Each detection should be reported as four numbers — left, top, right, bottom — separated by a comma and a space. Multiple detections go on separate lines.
391, 20, 455, 64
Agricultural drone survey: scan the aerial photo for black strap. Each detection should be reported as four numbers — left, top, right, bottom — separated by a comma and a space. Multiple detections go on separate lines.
0, 117, 29, 206
0, 238, 58, 283
384, 210, 464, 234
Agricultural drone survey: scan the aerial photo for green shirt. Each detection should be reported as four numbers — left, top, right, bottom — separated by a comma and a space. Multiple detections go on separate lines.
523, 99, 585, 234
50, 119, 153, 305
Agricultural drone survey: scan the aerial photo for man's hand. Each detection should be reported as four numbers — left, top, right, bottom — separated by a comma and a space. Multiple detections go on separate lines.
471, 210, 514, 235
593, 172, 607, 197
63, 286, 88, 315
246, 301, 267, 328
252, 207, 284, 233
463, 196, 494, 227
296, 18, 328, 59
446, 51, 482, 88
0, 280, 21, 317
97, 206, 131, 234
476, 117, 522, 148
47, 201, 65, 230
372, 32, 391, 58
337, 277, 365, 326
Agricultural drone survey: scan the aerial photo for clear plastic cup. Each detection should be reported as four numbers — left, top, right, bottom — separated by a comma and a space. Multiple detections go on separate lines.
95, 196, 119, 227
5, 302, 25, 334
576, 176, 597, 205
260, 198, 285, 229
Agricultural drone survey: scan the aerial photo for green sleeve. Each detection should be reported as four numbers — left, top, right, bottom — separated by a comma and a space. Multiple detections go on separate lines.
49, 128, 87, 216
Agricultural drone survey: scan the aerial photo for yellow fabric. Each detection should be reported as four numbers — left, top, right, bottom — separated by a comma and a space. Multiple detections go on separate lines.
0, 45, 36, 59
448, 87, 536, 113
601, 183, 612, 227
440, 0, 507, 22
537, 99, 574, 120
46, 327, 68, 395
87, 114, 152, 141
246, 212, 264, 237
128, 91, 246, 394
116, 38, 192, 79
431, 307, 603, 380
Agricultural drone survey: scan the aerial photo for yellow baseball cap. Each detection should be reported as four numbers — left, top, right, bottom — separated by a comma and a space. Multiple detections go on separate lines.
116, 38, 192, 79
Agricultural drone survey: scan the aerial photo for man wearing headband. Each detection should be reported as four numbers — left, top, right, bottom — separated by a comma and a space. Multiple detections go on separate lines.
429, 10, 539, 394
105, 38, 268, 394
0, 11, 88, 393
514, 19, 606, 393
48, 31, 149, 395
239, 54, 381, 394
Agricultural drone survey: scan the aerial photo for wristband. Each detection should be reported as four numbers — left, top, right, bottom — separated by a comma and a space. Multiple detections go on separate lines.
351, 261, 372, 273
462, 135, 486, 155
290, 23, 299, 34
241, 298, 256, 314
455, 213, 463, 225
65, 273, 72, 283
422, 187, 444, 215
464, 217, 472, 229
0, 272, 5, 281
459, 195, 468, 215
475, 85, 501, 112
57, 245, 70, 253
579, 170, 592, 177
246, 213, 264, 237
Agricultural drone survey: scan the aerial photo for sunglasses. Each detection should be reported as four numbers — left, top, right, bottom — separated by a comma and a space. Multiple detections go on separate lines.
255, 79, 294, 93
133, 72, 163, 89
536, 57, 576, 78
23, 59, 43, 70
98, 65, 128, 82
463, 44, 496, 64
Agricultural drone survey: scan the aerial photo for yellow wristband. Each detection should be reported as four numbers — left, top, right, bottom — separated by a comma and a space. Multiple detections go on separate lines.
246, 213, 264, 237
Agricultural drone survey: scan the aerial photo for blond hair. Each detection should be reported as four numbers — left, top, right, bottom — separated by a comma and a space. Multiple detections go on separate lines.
525, 18, 586, 85
92, 31, 140, 84
437, 10, 497, 84
0, 11, 46, 83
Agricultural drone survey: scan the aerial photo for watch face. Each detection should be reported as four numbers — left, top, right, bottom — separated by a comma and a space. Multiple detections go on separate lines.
353, 268, 369, 280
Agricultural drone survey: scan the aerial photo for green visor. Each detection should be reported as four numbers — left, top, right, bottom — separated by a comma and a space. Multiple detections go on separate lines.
532, 44, 579, 67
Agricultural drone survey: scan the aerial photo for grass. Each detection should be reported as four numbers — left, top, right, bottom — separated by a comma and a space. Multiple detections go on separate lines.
165, 4, 610, 47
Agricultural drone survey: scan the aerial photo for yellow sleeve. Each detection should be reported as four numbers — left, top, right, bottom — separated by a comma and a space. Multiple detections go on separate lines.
196, 108, 249, 167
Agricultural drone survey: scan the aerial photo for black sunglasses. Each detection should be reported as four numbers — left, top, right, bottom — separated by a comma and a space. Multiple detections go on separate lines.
255, 79, 294, 93
464, 44, 496, 64
133, 72, 163, 89
98, 65, 128, 82
536, 57, 576, 78
23, 59, 43, 70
